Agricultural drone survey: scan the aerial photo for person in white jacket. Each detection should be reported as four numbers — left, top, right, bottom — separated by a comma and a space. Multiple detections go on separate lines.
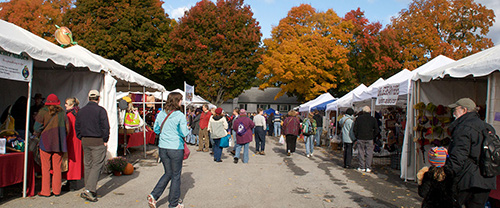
208, 107, 228, 162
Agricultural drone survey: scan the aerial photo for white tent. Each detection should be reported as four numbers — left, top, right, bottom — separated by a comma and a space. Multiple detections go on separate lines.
326, 84, 367, 111
353, 78, 385, 103
0, 20, 166, 196
400, 50, 498, 181
298, 92, 335, 112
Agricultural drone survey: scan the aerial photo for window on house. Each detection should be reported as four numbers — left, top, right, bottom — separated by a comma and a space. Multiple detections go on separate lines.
239, 104, 247, 110
278, 105, 290, 112
257, 104, 270, 110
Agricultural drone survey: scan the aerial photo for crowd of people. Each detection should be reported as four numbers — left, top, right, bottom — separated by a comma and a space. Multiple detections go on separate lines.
3, 92, 499, 208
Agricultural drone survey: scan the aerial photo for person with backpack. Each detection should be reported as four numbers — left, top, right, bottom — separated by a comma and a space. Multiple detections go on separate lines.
232, 109, 255, 164
302, 112, 317, 158
339, 108, 355, 168
445, 98, 496, 208
282, 110, 301, 156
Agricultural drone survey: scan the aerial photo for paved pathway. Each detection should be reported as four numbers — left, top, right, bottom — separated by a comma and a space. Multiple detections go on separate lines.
0, 136, 421, 207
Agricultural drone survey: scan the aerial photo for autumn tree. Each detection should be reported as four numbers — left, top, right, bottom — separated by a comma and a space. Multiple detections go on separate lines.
169, 0, 262, 105
390, 0, 495, 70
257, 4, 353, 101
0, 0, 73, 43
343, 8, 402, 89
63, 0, 179, 88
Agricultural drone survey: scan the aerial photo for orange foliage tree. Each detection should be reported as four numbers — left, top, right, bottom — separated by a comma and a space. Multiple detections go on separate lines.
257, 4, 353, 102
0, 0, 73, 43
390, 0, 495, 70
343, 8, 402, 89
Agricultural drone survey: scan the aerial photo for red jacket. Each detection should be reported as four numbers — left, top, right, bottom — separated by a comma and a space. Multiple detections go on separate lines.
199, 111, 212, 130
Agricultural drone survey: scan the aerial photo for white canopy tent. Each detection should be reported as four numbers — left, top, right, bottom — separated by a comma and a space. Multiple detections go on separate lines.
298, 92, 335, 113
326, 84, 367, 112
400, 49, 498, 181
0, 20, 166, 196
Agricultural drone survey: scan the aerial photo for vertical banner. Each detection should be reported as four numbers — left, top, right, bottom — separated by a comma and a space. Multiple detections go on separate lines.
376, 83, 399, 105
185, 82, 194, 102
0, 50, 33, 82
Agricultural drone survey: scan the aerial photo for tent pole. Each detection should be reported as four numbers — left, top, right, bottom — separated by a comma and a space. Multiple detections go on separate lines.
486, 75, 492, 123
143, 87, 147, 158
414, 81, 421, 182
23, 80, 33, 198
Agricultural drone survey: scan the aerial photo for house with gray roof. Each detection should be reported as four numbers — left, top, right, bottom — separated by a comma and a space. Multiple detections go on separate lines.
221, 87, 301, 114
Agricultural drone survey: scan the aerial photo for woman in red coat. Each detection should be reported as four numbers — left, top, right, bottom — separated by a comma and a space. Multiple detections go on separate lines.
282, 110, 301, 156
64, 97, 83, 189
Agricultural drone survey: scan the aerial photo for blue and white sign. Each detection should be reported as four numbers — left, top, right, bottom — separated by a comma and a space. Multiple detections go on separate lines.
0, 50, 33, 82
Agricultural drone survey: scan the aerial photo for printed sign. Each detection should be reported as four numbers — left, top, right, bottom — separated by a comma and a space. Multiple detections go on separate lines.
185, 82, 194, 102
0, 50, 33, 82
376, 83, 399, 105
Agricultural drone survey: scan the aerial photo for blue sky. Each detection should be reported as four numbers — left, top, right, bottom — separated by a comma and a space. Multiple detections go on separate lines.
162, 0, 500, 45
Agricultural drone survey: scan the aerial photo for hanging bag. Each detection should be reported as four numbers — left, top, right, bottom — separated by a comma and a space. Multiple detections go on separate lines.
160, 111, 190, 160
220, 134, 231, 148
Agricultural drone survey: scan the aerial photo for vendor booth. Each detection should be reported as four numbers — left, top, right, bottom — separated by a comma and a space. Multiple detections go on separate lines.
403, 46, 500, 181
0, 20, 165, 197
298, 92, 335, 113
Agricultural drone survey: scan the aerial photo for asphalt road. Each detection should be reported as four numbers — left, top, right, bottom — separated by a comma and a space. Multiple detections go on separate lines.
0, 136, 421, 208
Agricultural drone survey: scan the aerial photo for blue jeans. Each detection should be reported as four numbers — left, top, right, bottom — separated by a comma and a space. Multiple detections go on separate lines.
213, 138, 222, 161
186, 129, 194, 144
234, 142, 249, 163
151, 148, 184, 207
274, 122, 281, 137
315, 127, 323, 146
305, 135, 314, 155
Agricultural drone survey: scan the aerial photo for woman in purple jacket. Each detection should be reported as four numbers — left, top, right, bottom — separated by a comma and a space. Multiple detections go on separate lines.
282, 110, 301, 156
232, 109, 255, 163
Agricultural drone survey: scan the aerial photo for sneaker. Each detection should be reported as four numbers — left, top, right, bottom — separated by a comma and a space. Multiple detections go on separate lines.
357, 168, 366, 172
287, 152, 291, 156
260, 151, 265, 155
310, 153, 313, 156
80, 190, 98, 202
365, 168, 372, 173
147, 194, 156, 208
175, 203, 184, 208
306, 154, 310, 158
233, 157, 239, 164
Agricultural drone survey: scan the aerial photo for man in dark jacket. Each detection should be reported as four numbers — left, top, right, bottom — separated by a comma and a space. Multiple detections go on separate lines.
353, 106, 379, 173
313, 110, 323, 146
445, 98, 496, 208
75, 90, 110, 202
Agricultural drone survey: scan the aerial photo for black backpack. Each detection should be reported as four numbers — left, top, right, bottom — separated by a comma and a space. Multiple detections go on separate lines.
479, 122, 500, 177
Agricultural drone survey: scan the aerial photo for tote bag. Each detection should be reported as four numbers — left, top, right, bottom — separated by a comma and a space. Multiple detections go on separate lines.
220, 134, 230, 148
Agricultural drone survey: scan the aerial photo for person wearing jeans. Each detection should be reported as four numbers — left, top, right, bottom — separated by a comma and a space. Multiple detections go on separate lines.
232, 109, 254, 164
208, 108, 228, 162
273, 111, 281, 137
148, 92, 189, 208
150, 149, 184, 207
234, 142, 250, 163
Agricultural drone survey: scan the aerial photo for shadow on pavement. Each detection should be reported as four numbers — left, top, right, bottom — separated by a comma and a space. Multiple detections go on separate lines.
97, 170, 140, 197
156, 171, 195, 207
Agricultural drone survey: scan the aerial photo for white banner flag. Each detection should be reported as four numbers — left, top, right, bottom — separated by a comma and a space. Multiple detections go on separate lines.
185, 82, 194, 102
376, 83, 399, 105
0, 50, 33, 82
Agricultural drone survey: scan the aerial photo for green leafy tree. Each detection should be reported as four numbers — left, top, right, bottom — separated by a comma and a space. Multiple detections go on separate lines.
63, 0, 179, 88
257, 4, 353, 102
390, 0, 495, 70
169, 0, 262, 105
0, 0, 73, 43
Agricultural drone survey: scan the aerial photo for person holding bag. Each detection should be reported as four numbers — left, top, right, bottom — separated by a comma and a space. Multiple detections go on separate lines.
208, 107, 228, 162
33, 94, 69, 197
148, 92, 189, 208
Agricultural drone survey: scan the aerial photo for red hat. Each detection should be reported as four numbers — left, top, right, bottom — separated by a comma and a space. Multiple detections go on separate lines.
215, 107, 223, 115
45, 94, 60, 105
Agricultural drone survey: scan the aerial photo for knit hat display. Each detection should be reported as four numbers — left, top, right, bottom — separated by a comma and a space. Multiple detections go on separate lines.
428, 146, 448, 167
45, 94, 60, 105
215, 107, 223, 115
